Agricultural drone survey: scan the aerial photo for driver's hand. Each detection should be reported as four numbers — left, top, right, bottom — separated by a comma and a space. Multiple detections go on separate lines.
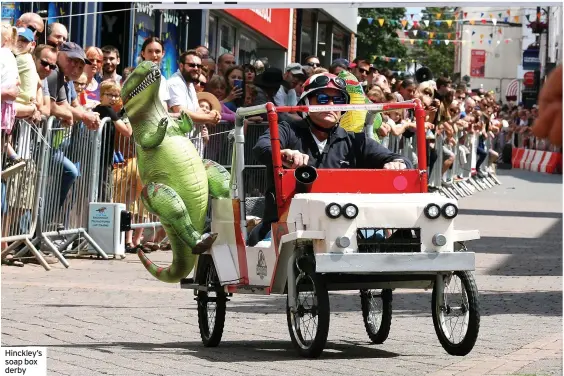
383, 159, 407, 170
281, 149, 309, 169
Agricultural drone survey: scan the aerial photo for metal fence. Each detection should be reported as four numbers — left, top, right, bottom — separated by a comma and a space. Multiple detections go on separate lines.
2, 111, 504, 269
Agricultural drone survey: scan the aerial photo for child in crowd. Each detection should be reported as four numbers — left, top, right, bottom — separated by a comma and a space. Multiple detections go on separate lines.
197, 92, 222, 151
73, 72, 90, 110
93, 81, 132, 202
1, 24, 25, 176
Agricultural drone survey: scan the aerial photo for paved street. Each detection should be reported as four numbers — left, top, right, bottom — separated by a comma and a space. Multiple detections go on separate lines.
2, 169, 562, 376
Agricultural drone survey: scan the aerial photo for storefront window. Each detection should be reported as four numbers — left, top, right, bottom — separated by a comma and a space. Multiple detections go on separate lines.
300, 10, 314, 64
209, 15, 218, 59
239, 33, 258, 65
219, 22, 236, 56
332, 27, 348, 62
317, 22, 330, 68
160, 10, 180, 79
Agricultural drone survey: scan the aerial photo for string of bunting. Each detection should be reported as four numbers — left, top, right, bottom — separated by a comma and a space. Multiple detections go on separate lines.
402, 28, 506, 39
356, 9, 538, 27
398, 38, 514, 46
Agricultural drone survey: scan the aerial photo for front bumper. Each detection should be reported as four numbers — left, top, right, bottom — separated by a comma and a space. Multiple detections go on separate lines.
314, 251, 475, 274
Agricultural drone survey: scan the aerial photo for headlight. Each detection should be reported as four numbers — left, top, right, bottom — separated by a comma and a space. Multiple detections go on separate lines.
424, 203, 441, 219
325, 203, 342, 218
343, 203, 359, 219
442, 203, 458, 219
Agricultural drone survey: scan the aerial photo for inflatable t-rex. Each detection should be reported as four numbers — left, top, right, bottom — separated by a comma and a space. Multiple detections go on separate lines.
121, 61, 230, 283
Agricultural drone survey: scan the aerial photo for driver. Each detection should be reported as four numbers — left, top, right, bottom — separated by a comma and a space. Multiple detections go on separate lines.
248, 72, 412, 246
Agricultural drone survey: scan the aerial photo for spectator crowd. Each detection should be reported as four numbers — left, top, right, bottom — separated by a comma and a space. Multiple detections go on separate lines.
1, 12, 557, 265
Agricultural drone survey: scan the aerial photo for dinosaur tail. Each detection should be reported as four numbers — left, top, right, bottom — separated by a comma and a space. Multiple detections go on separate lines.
136, 234, 197, 283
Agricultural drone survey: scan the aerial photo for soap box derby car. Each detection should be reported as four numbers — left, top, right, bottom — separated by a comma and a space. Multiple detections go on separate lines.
182, 100, 480, 358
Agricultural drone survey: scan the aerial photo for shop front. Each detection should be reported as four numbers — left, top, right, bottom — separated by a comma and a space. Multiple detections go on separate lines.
206, 9, 291, 69
296, 8, 357, 67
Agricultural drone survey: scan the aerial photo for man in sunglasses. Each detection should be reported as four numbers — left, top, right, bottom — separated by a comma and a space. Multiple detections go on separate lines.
168, 50, 221, 125
34, 44, 58, 116
303, 55, 321, 68
249, 72, 411, 246
351, 59, 371, 88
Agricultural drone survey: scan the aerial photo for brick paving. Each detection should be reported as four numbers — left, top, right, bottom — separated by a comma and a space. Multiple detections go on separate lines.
2, 169, 562, 376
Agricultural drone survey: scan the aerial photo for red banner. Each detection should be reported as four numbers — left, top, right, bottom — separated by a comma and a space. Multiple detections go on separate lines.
470, 49, 486, 77
224, 9, 291, 49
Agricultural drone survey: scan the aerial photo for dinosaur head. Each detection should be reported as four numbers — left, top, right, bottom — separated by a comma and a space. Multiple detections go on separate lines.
121, 61, 163, 117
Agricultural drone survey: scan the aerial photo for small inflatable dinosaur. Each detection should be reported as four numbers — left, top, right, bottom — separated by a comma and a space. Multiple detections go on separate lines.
337, 70, 372, 133
121, 61, 231, 283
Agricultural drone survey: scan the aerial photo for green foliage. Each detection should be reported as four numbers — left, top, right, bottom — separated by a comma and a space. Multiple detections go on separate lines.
406, 7, 456, 78
356, 8, 408, 70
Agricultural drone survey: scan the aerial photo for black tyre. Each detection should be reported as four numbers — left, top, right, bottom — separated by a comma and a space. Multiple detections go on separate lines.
432, 271, 480, 356
196, 255, 227, 347
360, 289, 392, 344
286, 272, 330, 358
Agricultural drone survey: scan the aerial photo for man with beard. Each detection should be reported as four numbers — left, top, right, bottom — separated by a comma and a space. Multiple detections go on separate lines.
100, 45, 121, 83
168, 50, 221, 124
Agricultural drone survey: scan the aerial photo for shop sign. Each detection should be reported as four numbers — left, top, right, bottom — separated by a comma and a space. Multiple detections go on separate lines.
522, 48, 540, 71
224, 9, 290, 49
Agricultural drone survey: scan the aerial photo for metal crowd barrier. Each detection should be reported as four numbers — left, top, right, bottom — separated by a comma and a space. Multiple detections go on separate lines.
31, 118, 109, 265
1, 118, 57, 269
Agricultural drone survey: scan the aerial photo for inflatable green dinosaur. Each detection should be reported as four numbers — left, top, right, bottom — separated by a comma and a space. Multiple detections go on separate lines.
121, 61, 230, 283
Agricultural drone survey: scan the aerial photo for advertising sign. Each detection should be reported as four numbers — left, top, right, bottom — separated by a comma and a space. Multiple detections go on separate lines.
224, 9, 291, 49
470, 49, 486, 77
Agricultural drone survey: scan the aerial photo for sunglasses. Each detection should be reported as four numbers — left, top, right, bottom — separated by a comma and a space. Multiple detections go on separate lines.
314, 93, 347, 105
307, 62, 320, 67
304, 75, 346, 92
358, 68, 370, 75
184, 62, 202, 69
197, 81, 206, 88
40, 59, 57, 70
27, 25, 37, 33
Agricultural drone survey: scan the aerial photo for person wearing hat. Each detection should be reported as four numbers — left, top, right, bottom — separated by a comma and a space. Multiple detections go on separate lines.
251, 67, 295, 123
329, 58, 350, 75
46, 41, 101, 130
273, 63, 306, 107
248, 72, 411, 246
195, 91, 224, 156
13, 27, 40, 120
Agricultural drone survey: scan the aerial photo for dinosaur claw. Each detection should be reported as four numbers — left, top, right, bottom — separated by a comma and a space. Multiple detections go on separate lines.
192, 232, 218, 255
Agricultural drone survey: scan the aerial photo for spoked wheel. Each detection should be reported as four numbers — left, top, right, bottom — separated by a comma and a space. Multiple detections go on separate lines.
196, 255, 227, 347
432, 271, 480, 356
286, 271, 330, 358
360, 289, 392, 344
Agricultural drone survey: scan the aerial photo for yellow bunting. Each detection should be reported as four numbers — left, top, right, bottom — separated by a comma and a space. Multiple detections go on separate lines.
514, 16, 520, 22
446, 20, 452, 27
410, 39, 414, 45
436, 13, 442, 19
401, 19, 408, 28
469, 20, 475, 25
378, 18, 384, 26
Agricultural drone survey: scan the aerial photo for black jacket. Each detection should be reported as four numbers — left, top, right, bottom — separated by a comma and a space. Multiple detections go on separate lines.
253, 118, 412, 223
